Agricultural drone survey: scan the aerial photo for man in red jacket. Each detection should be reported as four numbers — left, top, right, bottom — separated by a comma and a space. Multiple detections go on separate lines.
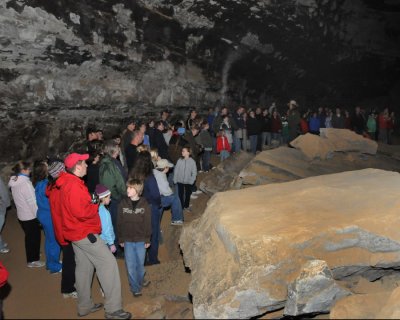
58, 153, 131, 319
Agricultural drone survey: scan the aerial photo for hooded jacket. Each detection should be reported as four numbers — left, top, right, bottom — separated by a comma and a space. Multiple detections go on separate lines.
99, 155, 126, 201
8, 175, 37, 221
54, 172, 100, 242
46, 180, 68, 245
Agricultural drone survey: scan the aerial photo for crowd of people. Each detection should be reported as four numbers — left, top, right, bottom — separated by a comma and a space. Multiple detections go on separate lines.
0, 100, 397, 318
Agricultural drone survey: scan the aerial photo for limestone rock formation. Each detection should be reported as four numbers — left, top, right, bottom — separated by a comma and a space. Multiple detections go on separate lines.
284, 260, 350, 316
180, 169, 400, 318
235, 144, 400, 188
290, 129, 378, 160
1, 0, 399, 163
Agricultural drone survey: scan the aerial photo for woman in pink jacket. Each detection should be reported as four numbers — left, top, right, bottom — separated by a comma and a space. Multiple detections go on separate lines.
8, 161, 44, 268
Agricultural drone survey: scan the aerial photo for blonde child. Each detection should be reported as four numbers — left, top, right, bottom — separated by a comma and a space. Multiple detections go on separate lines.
173, 147, 197, 212
95, 184, 116, 253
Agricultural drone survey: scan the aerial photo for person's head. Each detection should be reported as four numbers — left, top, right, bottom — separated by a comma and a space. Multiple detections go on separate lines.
138, 122, 147, 134
103, 139, 120, 159
11, 161, 31, 176
32, 160, 48, 185
137, 144, 150, 153
273, 110, 278, 118
249, 109, 255, 118
48, 161, 65, 180
256, 107, 262, 115
221, 107, 228, 116
96, 130, 104, 141
201, 120, 209, 130
125, 118, 136, 132
126, 178, 144, 200
191, 125, 200, 136
189, 109, 197, 119
149, 148, 160, 164
336, 108, 341, 115
262, 108, 269, 116
181, 146, 191, 159
64, 153, 89, 177
86, 126, 98, 141
155, 121, 165, 132
237, 106, 244, 114
218, 129, 226, 137
112, 134, 121, 145
155, 158, 174, 173
161, 110, 170, 121
130, 150, 153, 180
87, 150, 101, 165
95, 184, 111, 205
131, 130, 144, 146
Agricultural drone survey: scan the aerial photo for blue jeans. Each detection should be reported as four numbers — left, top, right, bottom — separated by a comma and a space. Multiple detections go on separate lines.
262, 132, 271, 147
220, 150, 230, 161
147, 204, 161, 264
161, 193, 183, 222
202, 150, 211, 171
37, 210, 62, 272
124, 241, 146, 293
233, 136, 241, 153
249, 135, 258, 154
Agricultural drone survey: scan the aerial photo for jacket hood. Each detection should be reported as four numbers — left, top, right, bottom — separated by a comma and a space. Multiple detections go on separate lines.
8, 175, 30, 187
56, 171, 81, 188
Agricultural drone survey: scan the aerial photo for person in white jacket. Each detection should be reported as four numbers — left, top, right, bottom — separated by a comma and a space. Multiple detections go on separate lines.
173, 147, 197, 212
8, 161, 44, 268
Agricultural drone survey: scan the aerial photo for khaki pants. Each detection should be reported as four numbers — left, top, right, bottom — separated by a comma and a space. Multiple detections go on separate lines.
72, 235, 122, 314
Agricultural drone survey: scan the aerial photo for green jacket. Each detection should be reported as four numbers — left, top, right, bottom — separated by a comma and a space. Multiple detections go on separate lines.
99, 156, 126, 201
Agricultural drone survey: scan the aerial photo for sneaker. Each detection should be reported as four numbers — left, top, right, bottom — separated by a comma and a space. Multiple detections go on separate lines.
171, 220, 183, 226
0, 248, 10, 254
190, 194, 198, 199
105, 309, 132, 319
142, 279, 151, 287
27, 261, 45, 268
78, 303, 103, 317
63, 291, 78, 299
133, 292, 142, 297
194, 190, 203, 195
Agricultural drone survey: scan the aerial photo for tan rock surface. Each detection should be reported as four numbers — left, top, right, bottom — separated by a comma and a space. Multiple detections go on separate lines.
180, 169, 400, 318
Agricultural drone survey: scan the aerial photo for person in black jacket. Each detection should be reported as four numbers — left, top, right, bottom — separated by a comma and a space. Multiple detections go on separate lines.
246, 109, 262, 154
152, 121, 170, 161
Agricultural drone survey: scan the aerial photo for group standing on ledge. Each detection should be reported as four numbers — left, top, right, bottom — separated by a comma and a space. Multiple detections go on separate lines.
0, 100, 396, 319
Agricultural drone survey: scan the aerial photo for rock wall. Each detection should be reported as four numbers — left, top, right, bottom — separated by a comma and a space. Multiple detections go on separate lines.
1, 0, 399, 163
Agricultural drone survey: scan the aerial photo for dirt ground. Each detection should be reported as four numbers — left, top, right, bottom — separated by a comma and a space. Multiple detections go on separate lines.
0, 170, 212, 319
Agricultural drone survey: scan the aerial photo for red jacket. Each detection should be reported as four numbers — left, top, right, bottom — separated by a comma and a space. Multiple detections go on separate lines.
53, 172, 100, 242
300, 118, 309, 134
0, 262, 8, 287
271, 116, 282, 133
216, 136, 231, 153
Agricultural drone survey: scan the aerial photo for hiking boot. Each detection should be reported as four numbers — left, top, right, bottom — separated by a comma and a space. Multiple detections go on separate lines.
171, 220, 183, 226
63, 291, 78, 299
27, 261, 45, 268
105, 309, 132, 319
78, 303, 103, 317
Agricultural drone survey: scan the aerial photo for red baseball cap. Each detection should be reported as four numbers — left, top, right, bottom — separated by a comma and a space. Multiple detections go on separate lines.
64, 153, 89, 169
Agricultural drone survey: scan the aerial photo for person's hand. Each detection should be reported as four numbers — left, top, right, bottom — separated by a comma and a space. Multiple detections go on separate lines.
144, 243, 151, 249
110, 244, 117, 253
119, 243, 124, 248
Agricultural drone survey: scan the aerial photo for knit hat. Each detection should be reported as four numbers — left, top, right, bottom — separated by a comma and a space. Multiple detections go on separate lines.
48, 161, 65, 179
95, 184, 111, 199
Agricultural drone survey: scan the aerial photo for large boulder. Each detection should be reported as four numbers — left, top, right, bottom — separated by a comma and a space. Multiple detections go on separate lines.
290, 129, 378, 160
180, 169, 400, 319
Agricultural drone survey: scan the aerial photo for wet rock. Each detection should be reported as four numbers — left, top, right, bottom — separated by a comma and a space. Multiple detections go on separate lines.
180, 169, 400, 319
